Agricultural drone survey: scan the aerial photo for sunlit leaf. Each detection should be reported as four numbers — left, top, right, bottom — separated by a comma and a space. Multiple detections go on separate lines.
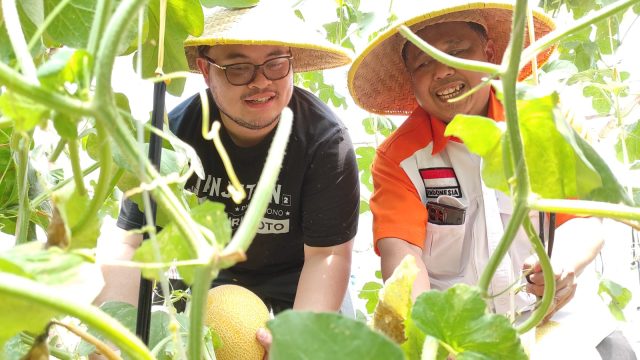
52, 182, 102, 249
0, 243, 103, 348
583, 85, 611, 115
446, 91, 632, 204
268, 311, 404, 360
362, 116, 397, 137
200, 0, 260, 8
598, 278, 632, 321
412, 284, 527, 360
0, 91, 49, 132
359, 199, 370, 214
401, 315, 428, 360
358, 280, 382, 314
373, 255, 419, 343
615, 120, 640, 164
134, 200, 229, 284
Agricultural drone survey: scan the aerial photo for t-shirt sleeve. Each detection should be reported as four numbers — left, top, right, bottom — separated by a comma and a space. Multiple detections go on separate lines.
370, 150, 427, 254
116, 197, 145, 230
301, 127, 359, 247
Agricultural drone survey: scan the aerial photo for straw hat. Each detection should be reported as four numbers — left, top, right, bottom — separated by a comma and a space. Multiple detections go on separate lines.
184, 2, 352, 73
348, 1, 556, 115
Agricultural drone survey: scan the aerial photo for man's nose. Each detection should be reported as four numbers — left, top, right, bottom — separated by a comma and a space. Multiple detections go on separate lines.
248, 68, 272, 88
433, 61, 455, 81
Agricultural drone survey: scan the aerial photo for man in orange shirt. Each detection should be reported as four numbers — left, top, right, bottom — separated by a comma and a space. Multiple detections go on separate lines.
349, 2, 635, 358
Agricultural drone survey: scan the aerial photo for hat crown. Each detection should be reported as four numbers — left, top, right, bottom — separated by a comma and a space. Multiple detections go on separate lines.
184, 2, 353, 74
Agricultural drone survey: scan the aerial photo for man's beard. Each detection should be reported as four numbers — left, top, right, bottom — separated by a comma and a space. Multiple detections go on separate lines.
218, 107, 280, 130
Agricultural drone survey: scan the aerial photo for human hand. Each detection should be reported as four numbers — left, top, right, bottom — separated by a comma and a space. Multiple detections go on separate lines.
256, 327, 272, 360
522, 255, 577, 322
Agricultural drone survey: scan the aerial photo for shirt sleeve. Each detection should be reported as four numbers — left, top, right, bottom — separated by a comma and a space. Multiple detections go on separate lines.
116, 197, 144, 230
370, 150, 428, 254
301, 127, 359, 247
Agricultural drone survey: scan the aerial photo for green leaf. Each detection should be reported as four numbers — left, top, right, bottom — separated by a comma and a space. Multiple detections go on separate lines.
52, 112, 79, 139
445, 115, 508, 193
0, 128, 18, 209
359, 199, 370, 214
44, 0, 95, 48
134, 200, 230, 284
0, 2, 42, 64
138, 0, 201, 96
37, 48, 93, 93
200, 0, 260, 8
268, 311, 404, 360
412, 284, 527, 360
446, 91, 631, 203
583, 85, 612, 115
362, 116, 397, 137
540, 59, 578, 83
615, 120, 640, 164
0, 91, 49, 132
0, 243, 103, 347
358, 281, 382, 314
598, 278, 632, 321
401, 315, 427, 360
356, 146, 375, 193
52, 182, 102, 249
595, 16, 621, 55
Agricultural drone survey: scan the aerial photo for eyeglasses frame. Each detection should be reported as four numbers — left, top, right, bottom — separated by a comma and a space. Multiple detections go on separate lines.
200, 53, 294, 86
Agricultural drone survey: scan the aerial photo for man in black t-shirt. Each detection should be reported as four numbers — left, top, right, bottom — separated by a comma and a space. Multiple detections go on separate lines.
95, 1, 358, 331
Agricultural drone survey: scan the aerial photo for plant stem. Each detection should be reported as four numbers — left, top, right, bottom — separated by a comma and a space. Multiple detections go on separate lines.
521, 0, 638, 68
529, 198, 640, 222
189, 108, 293, 358
30, 162, 100, 208
399, 25, 502, 76
478, 202, 528, 294
87, 0, 113, 57
516, 218, 555, 334
67, 139, 86, 196
0, 272, 153, 360
71, 123, 112, 237
478, 0, 531, 295
221, 108, 294, 258
188, 265, 214, 360
14, 132, 31, 244
2, 0, 38, 83
19, 332, 73, 360
0, 62, 93, 117
93, 0, 206, 255
51, 320, 123, 360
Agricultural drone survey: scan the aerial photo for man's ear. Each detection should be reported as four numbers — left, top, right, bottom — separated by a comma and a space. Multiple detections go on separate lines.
195, 57, 210, 81
484, 39, 497, 63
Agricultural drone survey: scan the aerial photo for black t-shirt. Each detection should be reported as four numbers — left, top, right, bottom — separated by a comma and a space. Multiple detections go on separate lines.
118, 86, 359, 304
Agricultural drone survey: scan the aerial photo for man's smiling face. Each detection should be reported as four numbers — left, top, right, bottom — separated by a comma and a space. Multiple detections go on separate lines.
404, 21, 496, 123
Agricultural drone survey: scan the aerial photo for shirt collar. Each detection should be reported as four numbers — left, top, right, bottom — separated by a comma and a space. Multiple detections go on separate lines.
409, 90, 505, 155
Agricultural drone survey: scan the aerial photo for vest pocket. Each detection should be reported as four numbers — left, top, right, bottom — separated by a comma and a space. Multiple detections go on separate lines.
423, 222, 465, 276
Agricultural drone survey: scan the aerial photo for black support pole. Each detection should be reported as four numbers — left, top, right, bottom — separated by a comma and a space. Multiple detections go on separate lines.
135, 81, 166, 344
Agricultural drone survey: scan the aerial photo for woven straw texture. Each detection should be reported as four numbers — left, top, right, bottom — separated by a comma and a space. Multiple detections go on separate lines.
184, 2, 352, 73
348, 1, 556, 115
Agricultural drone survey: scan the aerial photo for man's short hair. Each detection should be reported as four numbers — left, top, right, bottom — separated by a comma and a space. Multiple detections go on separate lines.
401, 22, 489, 65
197, 45, 210, 57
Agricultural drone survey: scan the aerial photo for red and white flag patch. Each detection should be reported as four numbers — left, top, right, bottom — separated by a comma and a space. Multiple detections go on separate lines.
420, 167, 462, 198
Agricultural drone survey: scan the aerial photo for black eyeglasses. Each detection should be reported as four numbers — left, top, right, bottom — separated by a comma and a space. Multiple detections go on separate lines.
201, 54, 294, 86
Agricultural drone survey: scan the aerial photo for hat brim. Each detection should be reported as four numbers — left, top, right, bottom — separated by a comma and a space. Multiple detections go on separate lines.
184, 4, 352, 74
348, 2, 556, 115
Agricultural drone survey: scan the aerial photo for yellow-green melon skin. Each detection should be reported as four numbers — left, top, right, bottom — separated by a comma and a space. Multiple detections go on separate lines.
205, 285, 270, 360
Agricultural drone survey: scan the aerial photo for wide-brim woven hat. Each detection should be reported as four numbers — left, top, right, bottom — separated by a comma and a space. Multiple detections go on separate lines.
184, 2, 352, 73
348, 1, 556, 115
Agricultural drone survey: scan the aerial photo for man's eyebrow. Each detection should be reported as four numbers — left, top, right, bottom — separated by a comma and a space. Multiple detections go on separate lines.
221, 50, 290, 62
